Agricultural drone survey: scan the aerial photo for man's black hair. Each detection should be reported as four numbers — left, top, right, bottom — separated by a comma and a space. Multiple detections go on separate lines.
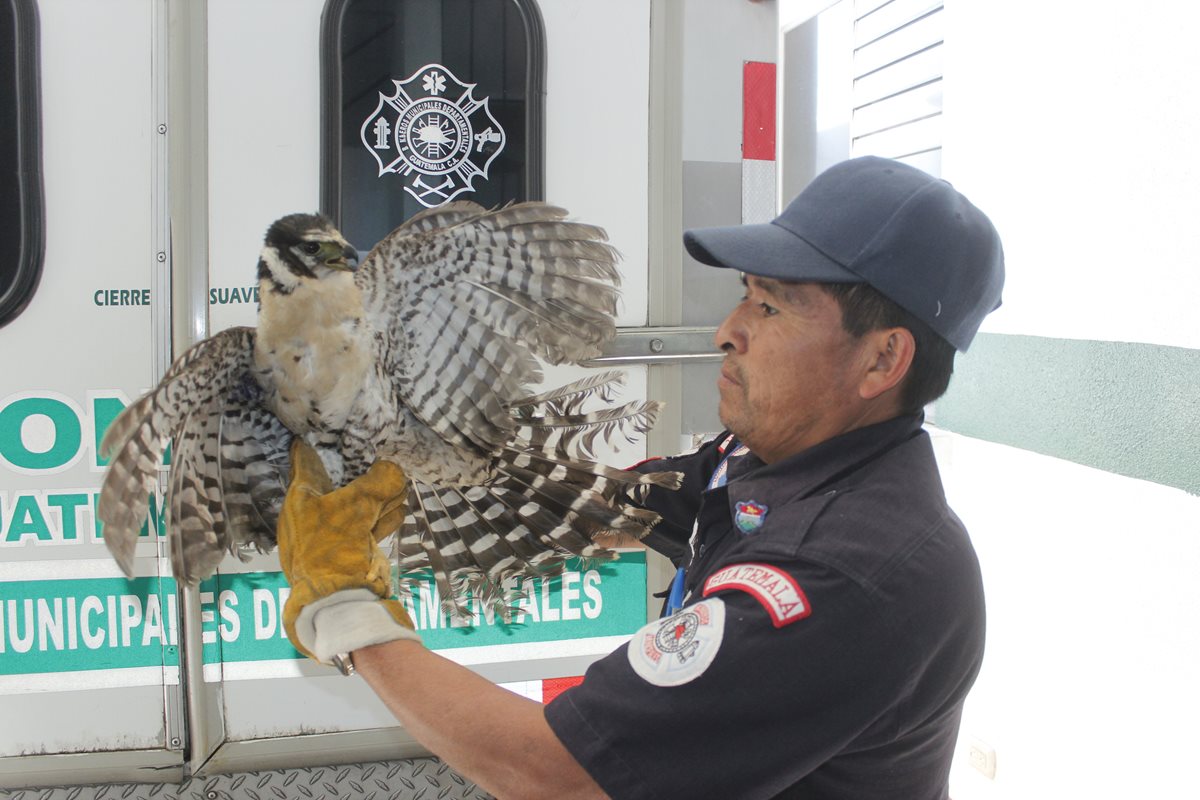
821, 282, 956, 414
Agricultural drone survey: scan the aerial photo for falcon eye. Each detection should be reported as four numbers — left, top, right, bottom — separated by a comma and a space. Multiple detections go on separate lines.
301, 242, 322, 255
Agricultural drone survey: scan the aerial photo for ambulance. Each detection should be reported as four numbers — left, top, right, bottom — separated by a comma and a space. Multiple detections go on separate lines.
2, 0, 1196, 797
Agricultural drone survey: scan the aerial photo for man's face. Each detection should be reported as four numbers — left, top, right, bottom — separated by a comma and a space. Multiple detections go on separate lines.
713, 276, 873, 463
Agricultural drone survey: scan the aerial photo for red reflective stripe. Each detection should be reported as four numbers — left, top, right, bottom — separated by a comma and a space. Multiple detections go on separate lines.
742, 61, 776, 161
542, 675, 585, 704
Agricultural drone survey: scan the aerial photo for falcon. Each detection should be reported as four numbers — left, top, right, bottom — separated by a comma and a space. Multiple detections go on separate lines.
98, 202, 679, 616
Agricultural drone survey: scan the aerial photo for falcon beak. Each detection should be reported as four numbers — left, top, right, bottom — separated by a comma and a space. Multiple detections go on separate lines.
323, 241, 360, 271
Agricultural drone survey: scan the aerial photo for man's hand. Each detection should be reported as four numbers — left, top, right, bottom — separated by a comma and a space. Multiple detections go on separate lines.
278, 439, 420, 665
278, 441, 609, 799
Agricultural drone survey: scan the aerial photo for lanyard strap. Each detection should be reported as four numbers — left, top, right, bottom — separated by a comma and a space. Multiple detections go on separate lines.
663, 440, 748, 616
665, 566, 688, 615
707, 442, 750, 491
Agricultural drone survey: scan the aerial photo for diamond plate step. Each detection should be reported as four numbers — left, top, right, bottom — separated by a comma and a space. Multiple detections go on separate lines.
0, 758, 495, 800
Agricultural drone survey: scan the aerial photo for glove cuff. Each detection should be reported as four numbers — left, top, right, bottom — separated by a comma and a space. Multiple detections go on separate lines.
294, 588, 421, 665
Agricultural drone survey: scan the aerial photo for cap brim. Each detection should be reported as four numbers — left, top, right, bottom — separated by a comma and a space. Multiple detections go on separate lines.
683, 220, 862, 284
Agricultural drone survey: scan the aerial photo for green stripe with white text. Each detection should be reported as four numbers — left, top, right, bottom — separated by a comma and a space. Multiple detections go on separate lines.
0, 553, 645, 676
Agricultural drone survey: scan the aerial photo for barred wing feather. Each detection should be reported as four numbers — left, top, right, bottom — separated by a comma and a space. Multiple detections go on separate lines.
97, 327, 286, 582
355, 202, 619, 454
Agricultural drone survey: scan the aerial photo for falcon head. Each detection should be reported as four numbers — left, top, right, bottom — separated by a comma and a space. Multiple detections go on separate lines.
257, 213, 359, 293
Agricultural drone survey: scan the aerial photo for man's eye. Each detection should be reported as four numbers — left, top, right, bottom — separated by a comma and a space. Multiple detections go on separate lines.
759, 303, 778, 316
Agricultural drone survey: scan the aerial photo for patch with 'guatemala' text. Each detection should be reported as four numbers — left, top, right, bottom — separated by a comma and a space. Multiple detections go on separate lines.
627, 598, 726, 687
702, 563, 811, 628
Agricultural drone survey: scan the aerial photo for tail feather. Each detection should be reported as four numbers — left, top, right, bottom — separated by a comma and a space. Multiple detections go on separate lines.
391, 370, 682, 618
503, 447, 680, 506
513, 401, 666, 462
409, 484, 483, 617
513, 371, 625, 415
489, 464, 621, 548
392, 440, 671, 619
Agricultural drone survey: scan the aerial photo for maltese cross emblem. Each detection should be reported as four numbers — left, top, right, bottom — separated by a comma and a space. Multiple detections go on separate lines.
361, 63, 507, 208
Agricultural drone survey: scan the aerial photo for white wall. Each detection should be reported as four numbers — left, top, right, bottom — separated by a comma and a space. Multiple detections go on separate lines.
937, 431, 1200, 798
932, 0, 1200, 795
942, 0, 1200, 350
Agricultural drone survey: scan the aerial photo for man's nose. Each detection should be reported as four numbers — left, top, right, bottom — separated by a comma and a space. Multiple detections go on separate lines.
714, 307, 745, 353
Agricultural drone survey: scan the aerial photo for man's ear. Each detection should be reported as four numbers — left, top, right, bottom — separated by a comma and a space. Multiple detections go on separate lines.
859, 327, 915, 401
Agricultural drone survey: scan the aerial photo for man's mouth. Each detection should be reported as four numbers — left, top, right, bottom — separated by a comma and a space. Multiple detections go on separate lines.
719, 361, 742, 388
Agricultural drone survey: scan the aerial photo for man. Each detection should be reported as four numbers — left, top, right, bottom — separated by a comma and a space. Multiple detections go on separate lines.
278, 156, 1004, 799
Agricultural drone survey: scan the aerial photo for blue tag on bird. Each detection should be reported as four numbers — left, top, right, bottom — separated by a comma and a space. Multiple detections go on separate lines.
734, 500, 768, 533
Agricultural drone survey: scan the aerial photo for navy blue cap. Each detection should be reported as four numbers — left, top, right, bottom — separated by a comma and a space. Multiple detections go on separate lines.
683, 156, 1004, 351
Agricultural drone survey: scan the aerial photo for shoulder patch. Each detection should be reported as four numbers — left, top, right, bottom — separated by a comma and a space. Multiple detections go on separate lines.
702, 563, 811, 628
627, 598, 726, 687
733, 499, 769, 533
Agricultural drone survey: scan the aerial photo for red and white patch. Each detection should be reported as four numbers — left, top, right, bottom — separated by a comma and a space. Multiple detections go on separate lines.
627, 598, 726, 687
702, 563, 811, 628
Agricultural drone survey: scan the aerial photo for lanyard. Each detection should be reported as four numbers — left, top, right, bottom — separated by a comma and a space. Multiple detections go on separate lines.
663, 440, 749, 616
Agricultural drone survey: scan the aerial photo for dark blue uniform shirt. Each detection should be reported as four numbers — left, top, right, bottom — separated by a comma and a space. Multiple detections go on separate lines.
545, 413, 985, 799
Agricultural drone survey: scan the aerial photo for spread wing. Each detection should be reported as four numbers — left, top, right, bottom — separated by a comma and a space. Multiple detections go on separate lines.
354, 202, 620, 457
98, 327, 288, 582
353, 203, 681, 615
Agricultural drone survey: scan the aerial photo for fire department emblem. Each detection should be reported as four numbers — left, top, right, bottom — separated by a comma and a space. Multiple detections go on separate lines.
361, 63, 507, 208
628, 598, 726, 687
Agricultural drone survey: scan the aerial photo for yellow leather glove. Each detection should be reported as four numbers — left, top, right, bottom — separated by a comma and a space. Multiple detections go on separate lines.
278, 439, 420, 666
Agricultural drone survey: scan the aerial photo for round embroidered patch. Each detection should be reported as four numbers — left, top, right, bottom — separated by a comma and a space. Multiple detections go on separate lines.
627, 598, 726, 687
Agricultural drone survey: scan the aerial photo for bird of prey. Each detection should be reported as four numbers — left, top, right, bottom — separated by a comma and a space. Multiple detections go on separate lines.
98, 202, 678, 616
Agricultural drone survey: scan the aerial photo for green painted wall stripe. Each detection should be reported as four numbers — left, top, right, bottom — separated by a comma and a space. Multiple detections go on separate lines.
934, 333, 1200, 496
